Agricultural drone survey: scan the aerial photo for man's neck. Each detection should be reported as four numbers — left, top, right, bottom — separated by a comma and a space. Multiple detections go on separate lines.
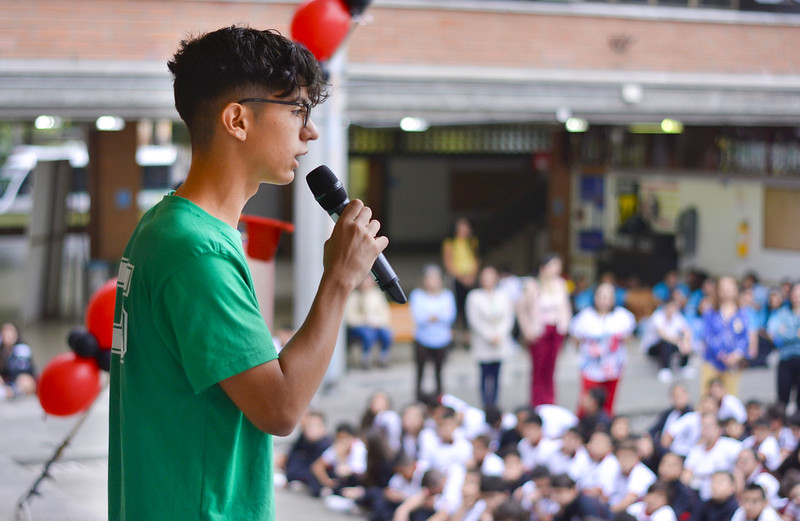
176, 153, 257, 229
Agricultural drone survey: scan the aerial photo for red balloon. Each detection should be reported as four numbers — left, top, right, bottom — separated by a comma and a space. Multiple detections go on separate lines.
38, 352, 101, 417
86, 278, 117, 350
291, 0, 351, 62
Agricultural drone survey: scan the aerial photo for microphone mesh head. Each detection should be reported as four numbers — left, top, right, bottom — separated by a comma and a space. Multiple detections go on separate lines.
306, 165, 337, 197
306, 165, 348, 213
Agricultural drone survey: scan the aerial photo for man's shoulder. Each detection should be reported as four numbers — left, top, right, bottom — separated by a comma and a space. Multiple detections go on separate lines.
128, 197, 241, 268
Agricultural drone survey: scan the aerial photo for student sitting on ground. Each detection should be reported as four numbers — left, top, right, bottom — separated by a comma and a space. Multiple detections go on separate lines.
626, 480, 677, 521
551, 473, 611, 521
310, 422, 367, 497
732, 484, 783, 521
639, 293, 695, 384
274, 409, 332, 491
656, 451, 701, 521
694, 471, 739, 521
610, 437, 657, 514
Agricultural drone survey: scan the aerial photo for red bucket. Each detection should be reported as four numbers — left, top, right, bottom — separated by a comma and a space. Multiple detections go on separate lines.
239, 214, 294, 262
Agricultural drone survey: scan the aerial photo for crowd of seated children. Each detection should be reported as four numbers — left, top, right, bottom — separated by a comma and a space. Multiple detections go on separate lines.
268, 266, 800, 520
272, 372, 800, 521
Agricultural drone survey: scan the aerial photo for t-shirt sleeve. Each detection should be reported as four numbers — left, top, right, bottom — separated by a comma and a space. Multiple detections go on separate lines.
155, 252, 277, 393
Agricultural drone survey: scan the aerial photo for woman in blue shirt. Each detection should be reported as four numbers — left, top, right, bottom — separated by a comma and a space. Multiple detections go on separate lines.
700, 276, 754, 397
409, 264, 457, 401
767, 282, 800, 411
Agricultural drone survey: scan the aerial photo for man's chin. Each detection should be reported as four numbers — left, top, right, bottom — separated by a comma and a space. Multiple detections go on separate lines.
266, 171, 295, 186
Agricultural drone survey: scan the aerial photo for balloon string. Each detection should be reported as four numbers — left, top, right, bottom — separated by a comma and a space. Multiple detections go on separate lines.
15, 378, 109, 519
334, 16, 369, 59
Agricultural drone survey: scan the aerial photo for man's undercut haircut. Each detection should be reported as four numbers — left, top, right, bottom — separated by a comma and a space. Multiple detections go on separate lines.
167, 25, 329, 145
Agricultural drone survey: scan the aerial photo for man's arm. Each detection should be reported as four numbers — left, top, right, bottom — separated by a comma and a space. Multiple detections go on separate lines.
220, 200, 387, 436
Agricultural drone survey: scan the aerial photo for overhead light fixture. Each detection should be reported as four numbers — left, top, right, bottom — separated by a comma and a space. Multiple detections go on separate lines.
96, 116, 126, 131
34, 115, 62, 130
399, 117, 429, 132
628, 118, 684, 134
565, 117, 589, 133
555, 107, 572, 123
660, 118, 684, 134
621, 83, 643, 104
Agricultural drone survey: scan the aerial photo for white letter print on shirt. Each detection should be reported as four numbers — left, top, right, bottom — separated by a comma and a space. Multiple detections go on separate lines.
112, 259, 134, 362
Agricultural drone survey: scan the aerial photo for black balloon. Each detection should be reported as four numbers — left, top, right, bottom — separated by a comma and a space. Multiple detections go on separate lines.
95, 350, 111, 372
68, 329, 101, 359
343, 0, 370, 15
67, 327, 84, 349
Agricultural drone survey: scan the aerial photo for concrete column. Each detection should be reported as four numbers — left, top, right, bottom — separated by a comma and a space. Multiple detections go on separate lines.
87, 123, 141, 263
547, 131, 572, 269
293, 52, 348, 390
22, 159, 71, 323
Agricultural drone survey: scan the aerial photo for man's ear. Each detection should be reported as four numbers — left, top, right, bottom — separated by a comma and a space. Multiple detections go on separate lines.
221, 102, 247, 141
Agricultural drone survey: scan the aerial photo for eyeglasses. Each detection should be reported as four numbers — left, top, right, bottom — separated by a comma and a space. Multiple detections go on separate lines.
237, 98, 311, 128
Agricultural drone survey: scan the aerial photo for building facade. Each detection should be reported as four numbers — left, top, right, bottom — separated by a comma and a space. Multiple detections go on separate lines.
1, 0, 799, 281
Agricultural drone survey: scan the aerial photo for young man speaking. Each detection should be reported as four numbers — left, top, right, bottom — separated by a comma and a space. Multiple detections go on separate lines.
108, 26, 387, 520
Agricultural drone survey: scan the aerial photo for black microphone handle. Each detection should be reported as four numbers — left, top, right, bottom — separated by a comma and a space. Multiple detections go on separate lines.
327, 200, 407, 304
371, 252, 407, 304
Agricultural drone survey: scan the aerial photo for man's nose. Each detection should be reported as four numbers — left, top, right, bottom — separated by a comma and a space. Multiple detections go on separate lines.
303, 118, 320, 140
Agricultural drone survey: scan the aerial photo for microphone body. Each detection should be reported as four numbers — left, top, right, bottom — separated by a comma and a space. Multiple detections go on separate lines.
307, 165, 407, 304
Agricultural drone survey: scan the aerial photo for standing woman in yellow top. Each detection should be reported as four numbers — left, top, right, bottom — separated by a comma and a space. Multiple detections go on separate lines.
442, 217, 480, 343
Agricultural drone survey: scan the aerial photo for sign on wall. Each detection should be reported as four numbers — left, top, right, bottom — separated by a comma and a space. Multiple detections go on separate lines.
764, 187, 800, 251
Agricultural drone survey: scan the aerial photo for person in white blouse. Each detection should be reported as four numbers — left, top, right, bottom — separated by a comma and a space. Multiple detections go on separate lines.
517, 413, 561, 472
570, 282, 637, 416
683, 413, 743, 501
547, 427, 592, 480
639, 293, 694, 384
516, 254, 572, 407
733, 448, 783, 510
418, 407, 473, 472
466, 265, 516, 409
610, 437, 657, 513
742, 419, 783, 472
310, 422, 368, 496
578, 430, 621, 502
661, 395, 720, 457
626, 481, 677, 521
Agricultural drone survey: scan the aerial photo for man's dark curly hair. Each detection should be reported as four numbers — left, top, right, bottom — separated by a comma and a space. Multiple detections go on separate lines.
167, 25, 328, 146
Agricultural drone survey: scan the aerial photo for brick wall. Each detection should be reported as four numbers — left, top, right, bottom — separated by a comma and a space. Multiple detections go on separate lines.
347, 7, 800, 74
0, 0, 797, 75
0, 1, 296, 61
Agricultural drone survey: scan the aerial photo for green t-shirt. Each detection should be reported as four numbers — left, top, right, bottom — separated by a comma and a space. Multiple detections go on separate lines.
108, 195, 278, 520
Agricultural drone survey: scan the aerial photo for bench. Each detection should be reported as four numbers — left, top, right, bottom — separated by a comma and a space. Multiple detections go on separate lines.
389, 303, 415, 344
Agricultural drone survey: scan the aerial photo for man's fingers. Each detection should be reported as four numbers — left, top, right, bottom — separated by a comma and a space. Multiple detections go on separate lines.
353, 202, 373, 226
333, 198, 388, 256
365, 219, 381, 238
374, 235, 389, 252
339, 198, 364, 221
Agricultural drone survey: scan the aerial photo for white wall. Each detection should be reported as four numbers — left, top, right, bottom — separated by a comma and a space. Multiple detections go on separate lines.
676, 177, 800, 283
592, 172, 800, 284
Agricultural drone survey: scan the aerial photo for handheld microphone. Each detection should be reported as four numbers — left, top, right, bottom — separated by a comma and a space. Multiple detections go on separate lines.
306, 165, 407, 304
